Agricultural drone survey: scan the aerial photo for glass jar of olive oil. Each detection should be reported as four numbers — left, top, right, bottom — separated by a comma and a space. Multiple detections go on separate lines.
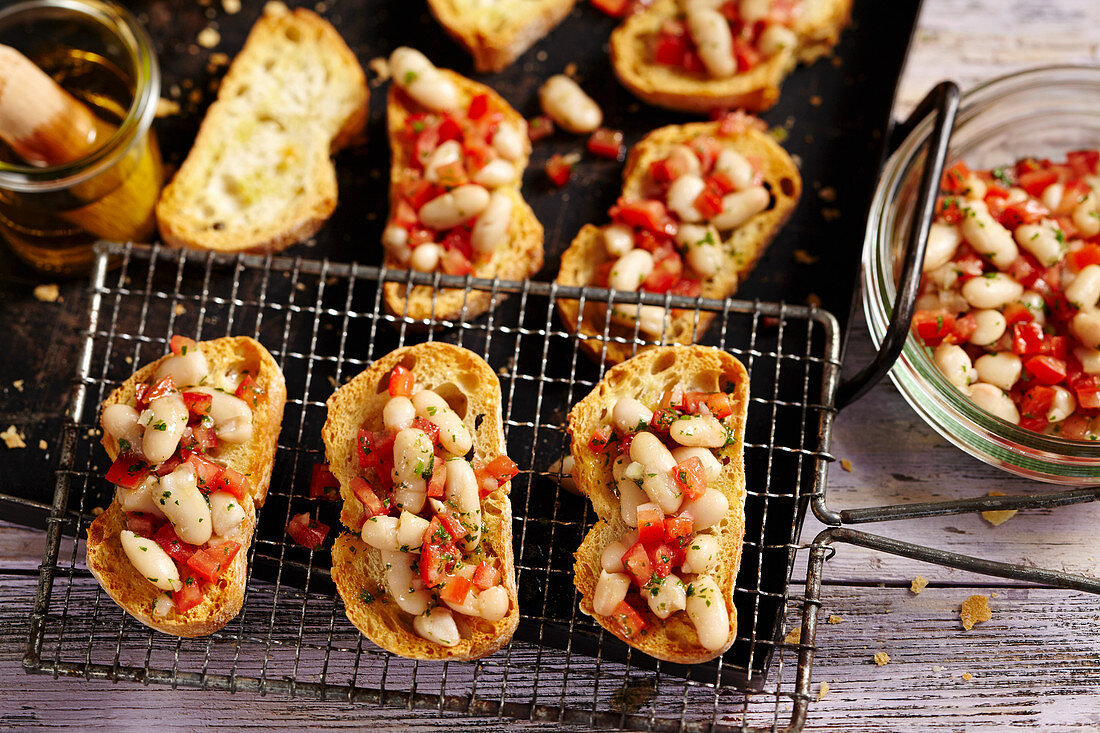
0, 0, 162, 275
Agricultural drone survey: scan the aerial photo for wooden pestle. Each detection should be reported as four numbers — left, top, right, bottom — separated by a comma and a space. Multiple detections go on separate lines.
0, 44, 160, 242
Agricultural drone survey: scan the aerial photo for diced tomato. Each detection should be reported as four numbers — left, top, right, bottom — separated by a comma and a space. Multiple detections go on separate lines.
181, 391, 212, 418
946, 313, 978, 344
187, 453, 224, 493
650, 543, 673, 578
941, 161, 972, 194
670, 278, 702, 298
406, 180, 443, 211
472, 560, 499, 590
1067, 150, 1100, 178
617, 432, 636, 457
983, 181, 1010, 200
286, 512, 329, 550
437, 116, 463, 143
440, 575, 474, 605
1076, 376, 1100, 409
1057, 180, 1092, 215
1019, 415, 1050, 432
1020, 385, 1056, 419
1018, 169, 1059, 198
153, 522, 196, 564
484, 454, 519, 483
350, 477, 387, 518
622, 541, 654, 586
705, 171, 737, 195
1071, 243, 1100, 272
1012, 322, 1047, 357
589, 425, 614, 453
125, 512, 158, 537
410, 416, 440, 446
186, 541, 241, 582
732, 37, 760, 71
418, 541, 457, 588
105, 453, 150, 490
694, 187, 723, 219
186, 422, 218, 454
954, 253, 985, 279
1058, 412, 1094, 440
528, 115, 554, 142
154, 453, 184, 478
388, 364, 415, 397
1002, 301, 1034, 325
664, 513, 694, 555
475, 469, 499, 499
609, 600, 648, 639
704, 392, 736, 418
999, 198, 1050, 229
636, 503, 666, 546
1007, 254, 1042, 288
463, 138, 492, 175
716, 110, 755, 136
587, 128, 625, 160
545, 153, 575, 187
146, 376, 176, 402
441, 248, 473, 276
671, 456, 708, 501
467, 93, 489, 120
427, 460, 447, 498
169, 335, 197, 356
213, 466, 251, 501
937, 196, 964, 224
309, 462, 341, 501
435, 160, 468, 189
649, 407, 678, 436
1044, 335, 1068, 360
234, 374, 262, 408
912, 310, 955, 347
172, 572, 204, 613
642, 250, 682, 293
681, 48, 706, 74
591, 0, 630, 17
611, 198, 675, 236
655, 32, 689, 67
1025, 355, 1067, 385
440, 226, 474, 259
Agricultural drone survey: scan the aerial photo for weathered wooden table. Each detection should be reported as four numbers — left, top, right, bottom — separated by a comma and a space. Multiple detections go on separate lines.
2, 0, 1100, 730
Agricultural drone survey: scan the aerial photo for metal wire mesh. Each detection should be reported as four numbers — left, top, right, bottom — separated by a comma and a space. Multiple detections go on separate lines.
26, 241, 841, 732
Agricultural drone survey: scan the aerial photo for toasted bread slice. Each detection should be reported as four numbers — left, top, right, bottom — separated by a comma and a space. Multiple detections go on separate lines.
323, 343, 519, 660
556, 120, 800, 365
569, 346, 748, 663
86, 336, 287, 637
611, 0, 852, 113
384, 65, 544, 324
156, 2, 368, 253
427, 0, 578, 72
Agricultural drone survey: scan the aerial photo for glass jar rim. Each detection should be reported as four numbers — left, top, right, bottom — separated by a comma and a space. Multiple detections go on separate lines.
0, 0, 160, 192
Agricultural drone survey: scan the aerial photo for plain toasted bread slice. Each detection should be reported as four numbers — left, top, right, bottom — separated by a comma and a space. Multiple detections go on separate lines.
86, 336, 287, 637
427, 0, 578, 72
611, 0, 852, 113
384, 67, 544, 324
556, 120, 800, 365
569, 346, 748, 663
323, 343, 519, 660
155, 2, 368, 254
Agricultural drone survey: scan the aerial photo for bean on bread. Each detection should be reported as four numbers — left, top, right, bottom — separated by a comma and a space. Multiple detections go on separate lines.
323, 343, 520, 660
427, 0, 577, 72
156, 2, 368, 253
556, 115, 800, 365
569, 346, 748, 663
87, 336, 286, 637
381, 48, 544, 324
611, 0, 852, 113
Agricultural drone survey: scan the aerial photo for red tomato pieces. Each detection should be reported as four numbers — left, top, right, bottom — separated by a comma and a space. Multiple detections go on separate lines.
350, 477, 387, 518
186, 541, 241, 582
589, 425, 614, 453
181, 391, 212, 417
105, 453, 150, 489
213, 466, 251, 501
609, 600, 648, 639
1012, 322, 1046, 357
650, 544, 674, 578
309, 462, 341, 501
588, 128, 624, 160
636, 503, 666, 546
411, 416, 440, 445
441, 248, 473, 276
153, 522, 196, 564
125, 512, 159, 538
286, 513, 329, 550
1024, 355, 1067, 385
472, 561, 499, 590
941, 161, 972, 193
169, 335, 197, 356
173, 572, 204, 613
545, 153, 575, 187
484, 454, 519, 483
528, 115, 554, 142
440, 575, 474, 605
146, 376, 177, 403
912, 310, 955, 347
427, 460, 447, 498
671, 456, 707, 501
622, 541, 654, 586
234, 374, 262, 408
187, 453, 224, 494
467, 93, 489, 120
591, 0, 630, 17
388, 364, 415, 397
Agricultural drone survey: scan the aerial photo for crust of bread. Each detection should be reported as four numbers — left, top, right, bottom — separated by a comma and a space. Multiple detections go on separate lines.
384, 70, 544, 324
610, 0, 853, 113
427, 0, 578, 72
555, 121, 800, 365
322, 343, 519, 660
86, 336, 287, 637
156, 2, 368, 254
568, 346, 748, 663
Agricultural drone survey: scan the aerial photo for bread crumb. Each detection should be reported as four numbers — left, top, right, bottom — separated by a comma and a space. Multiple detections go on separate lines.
222, 0, 241, 13
125, 356, 133, 364
793, 249, 819, 265
155, 98, 180, 118
12, 380, 24, 392
188, 88, 202, 105
981, 491, 1017, 526
910, 575, 928, 594
209, 52, 230, 67
817, 681, 829, 701
38, 439, 47, 450
92, 506, 104, 516
1, 425, 26, 449
961, 672, 973, 681
827, 614, 842, 624
314, 0, 327, 11
369, 56, 391, 85
840, 458, 852, 472
960, 594, 991, 630
564, 62, 578, 77
536, 50, 548, 62
822, 207, 841, 222
818, 187, 837, 203
873, 651, 889, 666
174, 303, 186, 316
34, 283, 60, 302
809, 95, 823, 107
197, 26, 220, 49
806, 293, 821, 308
932, 665, 944, 672
783, 627, 801, 645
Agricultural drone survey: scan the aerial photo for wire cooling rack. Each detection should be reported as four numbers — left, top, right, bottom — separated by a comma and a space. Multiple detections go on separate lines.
25, 241, 841, 732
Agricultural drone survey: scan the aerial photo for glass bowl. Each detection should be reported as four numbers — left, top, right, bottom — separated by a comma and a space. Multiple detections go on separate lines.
862, 65, 1100, 484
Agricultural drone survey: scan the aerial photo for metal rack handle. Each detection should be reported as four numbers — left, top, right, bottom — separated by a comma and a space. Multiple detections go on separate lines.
836, 81, 961, 408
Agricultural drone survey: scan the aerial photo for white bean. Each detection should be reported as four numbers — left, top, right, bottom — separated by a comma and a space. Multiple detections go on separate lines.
1048, 386, 1076, 423
618, 477, 648, 526
613, 397, 654, 434
960, 273, 1023, 310
442, 583, 481, 617
156, 465, 212, 546
757, 24, 797, 58
152, 594, 176, 617
713, 149, 754, 190
960, 200, 1017, 267
647, 573, 688, 619
538, 75, 602, 134
667, 145, 702, 177
1074, 191, 1100, 238
667, 174, 707, 223
593, 570, 632, 616
738, 0, 769, 23
209, 491, 246, 537
491, 122, 524, 161
630, 431, 676, 471
1014, 221, 1064, 267
410, 243, 442, 273
102, 404, 143, 454
1075, 346, 1100, 375
383, 225, 412, 265
669, 414, 728, 448
961, 173, 987, 201
1072, 309, 1100, 350
191, 387, 253, 444
630, 434, 683, 514
968, 382, 1020, 424
922, 222, 962, 272
418, 184, 491, 231
423, 139, 462, 183
470, 190, 513, 254
610, 303, 669, 338
154, 348, 209, 389
381, 550, 430, 615
681, 533, 720, 575
115, 476, 166, 518
391, 427, 432, 499
1019, 290, 1047, 325
687, 8, 736, 77
681, 488, 729, 530
472, 159, 517, 188
361, 514, 401, 552
445, 458, 481, 551
612, 454, 631, 482
682, 226, 723, 278
120, 529, 182, 592
710, 187, 770, 230
141, 392, 188, 464
397, 511, 430, 552
685, 575, 729, 651
1066, 264, 1100, 309
384, 396, 416, 432
478, 585, 510, 622
671, 446, 722, 482
968, 309, 1006, 346
603, 224, 635, 258
412, 390, 473, 456
389, 47, 458, 112
933, 344, 976, 389
601, 539, 629, 573
413, 606, 460, 646
1041, 182, 1064, 211
610, 249, 654, 292
974, 352, 1021, 392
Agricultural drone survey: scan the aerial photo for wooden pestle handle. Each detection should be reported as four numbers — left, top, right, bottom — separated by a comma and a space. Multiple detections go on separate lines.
0, 44, 100, 167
